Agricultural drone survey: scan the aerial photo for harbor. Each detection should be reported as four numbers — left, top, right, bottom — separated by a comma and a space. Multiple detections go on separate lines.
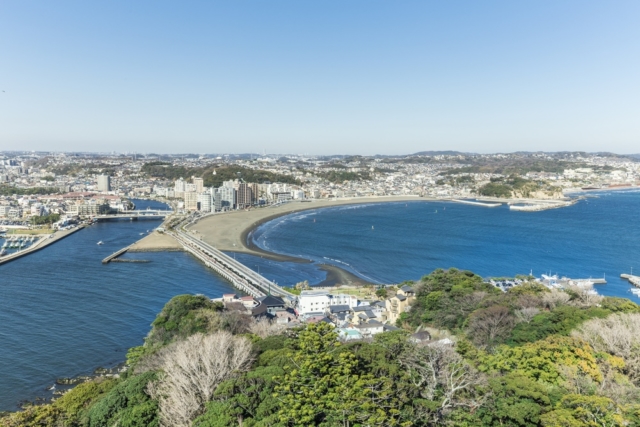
0, 226, 84, 266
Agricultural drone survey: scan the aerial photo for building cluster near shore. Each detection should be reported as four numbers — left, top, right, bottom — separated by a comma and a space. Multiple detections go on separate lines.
1, 151, 639, 223
215, 284, 420, 341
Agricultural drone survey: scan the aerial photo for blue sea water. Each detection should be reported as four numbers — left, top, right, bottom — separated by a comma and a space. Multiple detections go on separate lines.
242, 190, 640, 300
0, 200, 237, 410
1, 192, 639, 410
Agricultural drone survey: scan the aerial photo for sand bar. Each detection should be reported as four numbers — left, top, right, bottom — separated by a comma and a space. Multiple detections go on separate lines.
129, 231, 184, 252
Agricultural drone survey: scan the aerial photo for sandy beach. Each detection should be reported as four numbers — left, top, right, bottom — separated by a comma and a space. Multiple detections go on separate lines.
128, 231, 183, 252
188, 195, 430, 259
185, 195, 432, 286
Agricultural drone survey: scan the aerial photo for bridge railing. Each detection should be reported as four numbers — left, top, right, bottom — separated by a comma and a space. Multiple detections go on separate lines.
175, 231, 292, 298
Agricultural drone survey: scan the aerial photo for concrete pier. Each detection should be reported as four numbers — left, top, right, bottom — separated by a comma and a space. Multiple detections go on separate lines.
621, 274, 640, 287
102, 246, 131, 264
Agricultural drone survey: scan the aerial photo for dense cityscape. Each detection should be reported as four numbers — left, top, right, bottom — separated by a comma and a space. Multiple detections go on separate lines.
1, 151, 639, 225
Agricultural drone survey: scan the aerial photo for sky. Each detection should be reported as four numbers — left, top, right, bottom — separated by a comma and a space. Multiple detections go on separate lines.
1, 1, 639, 155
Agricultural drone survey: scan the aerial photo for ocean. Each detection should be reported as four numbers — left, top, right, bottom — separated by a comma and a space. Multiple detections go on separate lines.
1, 191, 639, 409
243, 190, 640, 298
0, 200, 237, 410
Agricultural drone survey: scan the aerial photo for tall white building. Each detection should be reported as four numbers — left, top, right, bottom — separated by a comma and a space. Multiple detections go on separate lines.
218, 186, 236, 210
97, 175, 111, 192
197, 192, 212, 212
174, 178, 186, 193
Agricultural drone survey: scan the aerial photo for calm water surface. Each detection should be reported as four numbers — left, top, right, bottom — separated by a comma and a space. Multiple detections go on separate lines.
0, 200, 236, 410
245, 190, 640, 299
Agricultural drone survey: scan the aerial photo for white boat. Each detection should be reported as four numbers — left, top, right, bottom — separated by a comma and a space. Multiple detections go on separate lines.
0, 249, 6, 256
97, 241, 104, 245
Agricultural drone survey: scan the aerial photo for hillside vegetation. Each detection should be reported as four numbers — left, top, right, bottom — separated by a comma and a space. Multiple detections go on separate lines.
140, 163, 299, 187
4, 270, 640, 427
478, 176, 562, 198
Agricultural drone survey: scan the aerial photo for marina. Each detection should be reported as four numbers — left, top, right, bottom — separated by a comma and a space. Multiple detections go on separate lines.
0, 227, 84, 266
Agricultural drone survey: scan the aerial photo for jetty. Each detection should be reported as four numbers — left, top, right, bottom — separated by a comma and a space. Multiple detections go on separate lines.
450, 199, 502, 208
621, 274, 640, 287
102, 245, 131, 264
509, 200, 577, 212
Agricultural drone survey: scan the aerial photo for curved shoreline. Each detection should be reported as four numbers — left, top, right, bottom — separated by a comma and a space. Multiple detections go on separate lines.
188, 196, 434, 285
190, 196, 431, 257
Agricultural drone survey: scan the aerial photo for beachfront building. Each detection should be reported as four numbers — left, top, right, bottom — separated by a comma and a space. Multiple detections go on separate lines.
297, 290, 359, 315
218, 185, 236, 210
197, 192, 212, 212
237, 183, 253, 209
212, 189, 222, 212
184, 191, 198, 211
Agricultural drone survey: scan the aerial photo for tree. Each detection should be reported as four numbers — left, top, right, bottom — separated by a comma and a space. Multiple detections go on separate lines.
475, 373, 553, 427
146, 294, 224, 346
467, 305, 515, 348
540, 394, 625, 427
248, 317, 285, 339
376, 288, 388, 300
273, 323, 408, 426
514, 307, 540, 324
484, 336, 602, 385
149, 331, 253, 427
85, 372, 158, 427
573, 313, 640, 384
397, 341, 487, 423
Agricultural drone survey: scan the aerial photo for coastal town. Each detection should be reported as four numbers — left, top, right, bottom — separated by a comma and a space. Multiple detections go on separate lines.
213, 284, 424, 343
1, 151, 639, 227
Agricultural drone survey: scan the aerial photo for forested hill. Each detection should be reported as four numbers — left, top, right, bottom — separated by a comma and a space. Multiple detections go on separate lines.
140, 162, 299, 187
3, 269, 640, 427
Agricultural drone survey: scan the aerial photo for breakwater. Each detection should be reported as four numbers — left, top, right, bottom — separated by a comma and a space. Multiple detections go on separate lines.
509, 200, 577, 211
621, 274, 640, 287
450, 199, 502, 208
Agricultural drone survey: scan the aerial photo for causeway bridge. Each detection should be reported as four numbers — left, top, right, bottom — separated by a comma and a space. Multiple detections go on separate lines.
172, 230, 293, 299
94, 210, 173, 221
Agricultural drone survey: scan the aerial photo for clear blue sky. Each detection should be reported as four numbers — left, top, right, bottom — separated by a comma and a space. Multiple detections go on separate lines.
1, 1, 639, 155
